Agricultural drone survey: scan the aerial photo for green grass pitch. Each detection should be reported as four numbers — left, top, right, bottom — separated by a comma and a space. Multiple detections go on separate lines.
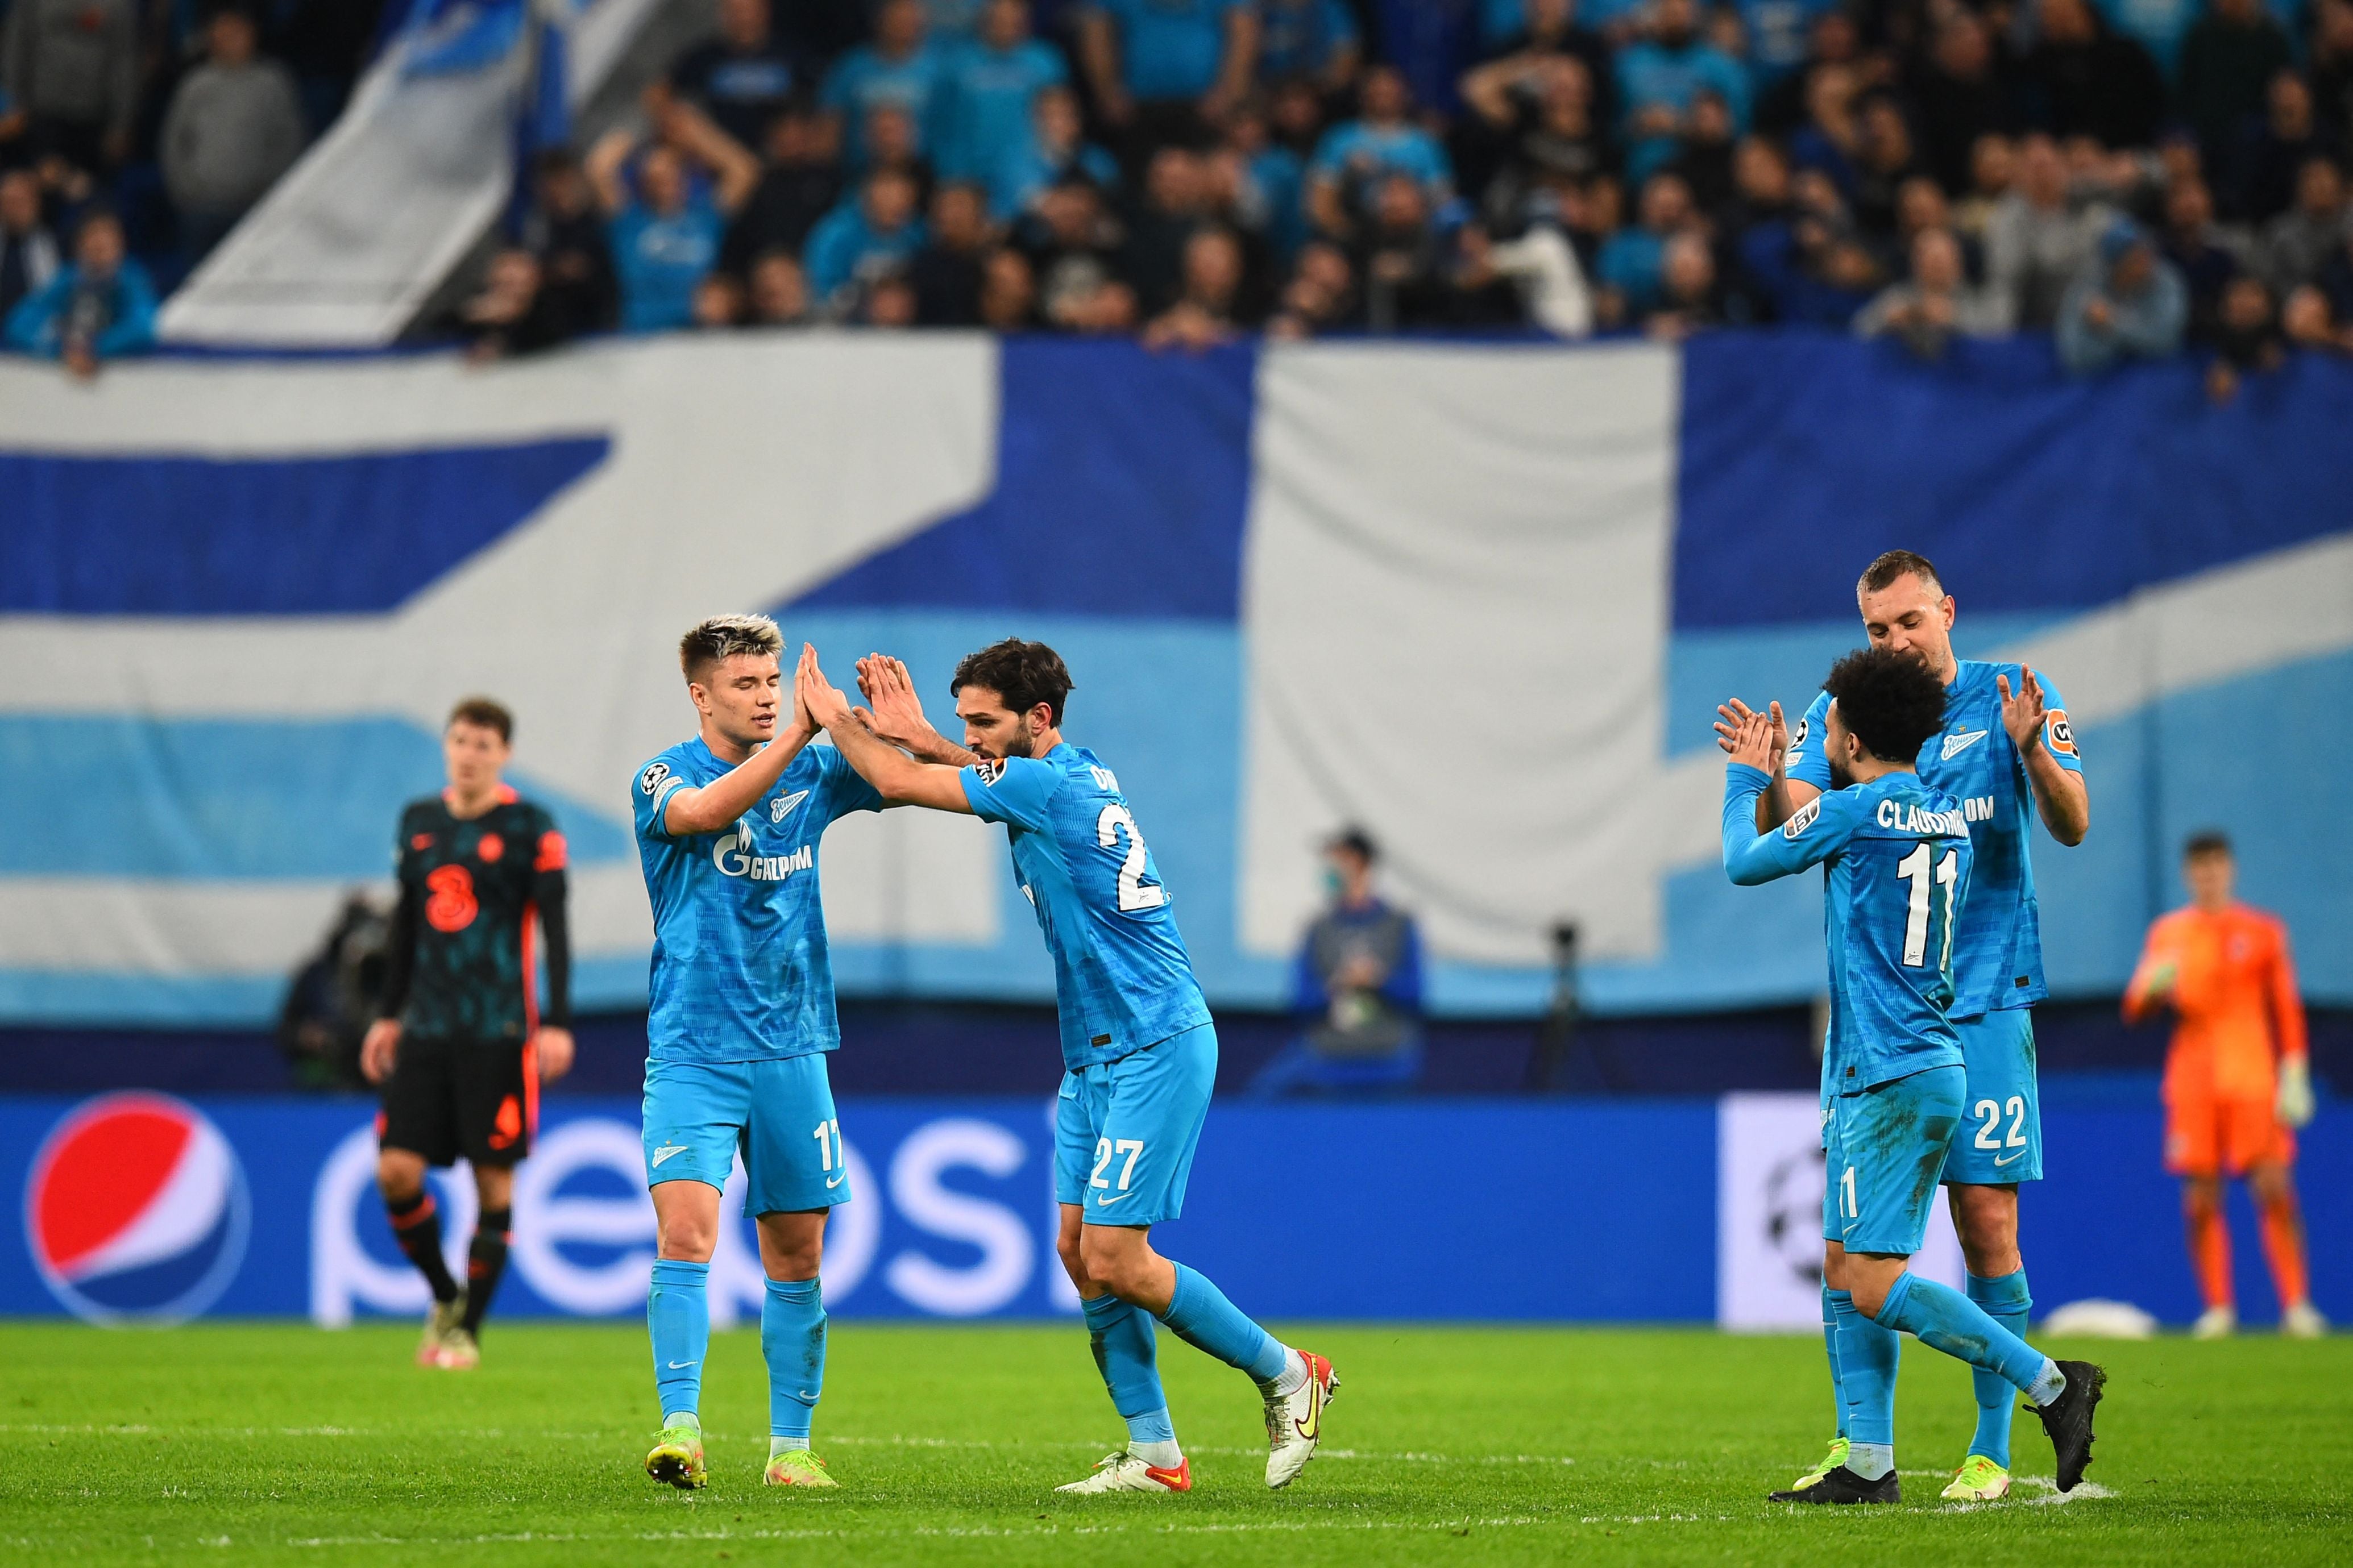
4, 1321, 2349, 1565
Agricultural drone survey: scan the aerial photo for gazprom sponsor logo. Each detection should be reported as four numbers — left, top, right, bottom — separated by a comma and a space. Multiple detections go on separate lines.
712, 820, 814, 881
1962, 795, 1997, 823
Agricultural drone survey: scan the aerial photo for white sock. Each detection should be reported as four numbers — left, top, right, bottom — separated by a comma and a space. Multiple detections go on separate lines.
1267, 1347, 1309, 1398
1130, 1438, 1182, 1469
1845, 1442, 1894, 1480
2028, 1358, 2067, 1407
769, 1436, 811, 1458
663, 1409, 700, 1432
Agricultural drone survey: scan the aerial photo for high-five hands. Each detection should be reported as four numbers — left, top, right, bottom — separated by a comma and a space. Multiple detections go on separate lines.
1713, 698, 1788, 775
854, 654, 931, 748
1719, 703, 1785, 774
794, 644, 854, 731
1996, 666, 2048, 754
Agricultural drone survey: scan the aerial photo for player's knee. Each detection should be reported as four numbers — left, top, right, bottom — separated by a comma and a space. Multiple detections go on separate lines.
375, 1151, 425, 1201
656, 1213, 719, 1262
1078, 1237, 1149, 1301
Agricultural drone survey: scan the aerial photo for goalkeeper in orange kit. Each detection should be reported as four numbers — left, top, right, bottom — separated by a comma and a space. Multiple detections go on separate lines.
2124, 831, 2324, 1338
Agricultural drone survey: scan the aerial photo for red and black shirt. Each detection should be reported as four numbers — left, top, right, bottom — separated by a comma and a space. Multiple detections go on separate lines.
381, 787, 570, 1043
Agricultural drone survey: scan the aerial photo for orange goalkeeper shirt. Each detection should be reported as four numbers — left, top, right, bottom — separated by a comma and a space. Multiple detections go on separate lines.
2124, 903, 2307, 1105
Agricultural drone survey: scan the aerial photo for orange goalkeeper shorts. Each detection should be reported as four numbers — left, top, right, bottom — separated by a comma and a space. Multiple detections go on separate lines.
2164, 1094, 2294, 1178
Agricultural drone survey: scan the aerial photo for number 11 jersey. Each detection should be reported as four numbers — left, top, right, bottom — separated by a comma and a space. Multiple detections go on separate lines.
959, 743, 1213, 1071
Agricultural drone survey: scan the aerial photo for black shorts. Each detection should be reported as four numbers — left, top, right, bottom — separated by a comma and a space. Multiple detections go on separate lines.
377, 1034, 537, 1167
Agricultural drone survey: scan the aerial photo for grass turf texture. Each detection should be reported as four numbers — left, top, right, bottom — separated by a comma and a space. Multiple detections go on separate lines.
3, 1324, 2348, 1565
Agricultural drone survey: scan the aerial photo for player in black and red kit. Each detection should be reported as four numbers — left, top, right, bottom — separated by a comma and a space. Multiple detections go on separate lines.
362, 697, 575, 1369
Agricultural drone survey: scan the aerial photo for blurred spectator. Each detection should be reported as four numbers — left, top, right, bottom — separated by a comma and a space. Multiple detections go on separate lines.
1018, 174, 1125, 317
746, 249, 811, 325
1265, 237, 1356, 335
860, 268, 920, 326
1596, 168, 1694, 318
2232, 70, 2326, 224
435, 248, 571, 361
1078, 0, 1260, 146
1258, 0, 1360, 94
661, 0, 802, 153
2056, 217, 2186, 374
1987, 132, 2109, 329
1736, 164, 1881, 322
160, 5, 307, 261
587, 110, 761, 333
1306, 66, 1454, 240
692, 270, 747, 327
1738, 0, 1842, 91
1219, 99, 1307, 260
991, 83, 1119, 219
4, 207, 156, 374
2, 0, 138, 171
1615, 0, 1749, 184
822, 0, 950, 166
1907, 12, 2009, 197
806, 164, 928, 307
1250, 828, 1425, 1098
2282, 282, 2353, 352
1487, 221, 1595, 334
2178, 0, 2294, 175
2162, 175, 2247, 339
859, 102, 935, 194
976, 244, 1039, 327
1847, 91, 1921, 236
1469, 0, 1613, 130
2205, 272, 2281, 401
1953, 132, 2014, 249
1462, 53, 1609, 231
936, 0, 1065, 189
909, 180, 990, 323
1122, 145, 1215, 312
1671, 89, 1738, 217
521, 152, 620, 338
0, 168, 61, 322
1355, 172, 1441, 327
1143, 223, 1250, 347
1645, 227, 1722, 338
2315, 1, 2353, 152
2019, 0, 2164, 152
724, 103, 846, 273
1855, 227, 2005, 358
2258, 157, 2351, 296
275, 892, 387, 1092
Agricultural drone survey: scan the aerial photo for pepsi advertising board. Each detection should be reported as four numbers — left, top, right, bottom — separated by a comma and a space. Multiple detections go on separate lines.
8, 1093, 2347, 1326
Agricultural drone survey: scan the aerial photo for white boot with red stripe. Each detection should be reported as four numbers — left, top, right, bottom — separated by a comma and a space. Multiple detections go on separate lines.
1263, 1349, 1339, 1488
1055, 1448, 1193, 1494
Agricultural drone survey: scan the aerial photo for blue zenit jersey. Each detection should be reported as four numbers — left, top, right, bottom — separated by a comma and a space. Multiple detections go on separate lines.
958, 743, 1213, 1071
1787, 660, 2082, 1019
632, 737, 882, 1064
1724, 763, 1974, 1095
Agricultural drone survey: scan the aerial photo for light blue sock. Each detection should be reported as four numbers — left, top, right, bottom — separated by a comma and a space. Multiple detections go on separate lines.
648, 1258, 709, 1426
1877, 1271, 2053, 1399
1082, 1292, 1172, 1418
762, 1276, 825, 1448
1965, 1270, 2032, 1466
1829, 1288, 1898, 1453
1157, 1263, 1288, 1384
1821, 1284, 1848, 1439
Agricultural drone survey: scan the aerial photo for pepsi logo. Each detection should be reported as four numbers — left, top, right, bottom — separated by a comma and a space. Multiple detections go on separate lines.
26, 1093, 250, 1325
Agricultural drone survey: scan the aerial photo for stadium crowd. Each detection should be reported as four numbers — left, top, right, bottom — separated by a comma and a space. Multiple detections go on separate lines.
438, 0, 2353, 386
8, 0, 2353, 385
1, 0, 383, 365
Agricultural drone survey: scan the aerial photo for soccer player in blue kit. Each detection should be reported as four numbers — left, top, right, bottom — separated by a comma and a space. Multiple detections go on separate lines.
1719, 550, 2090, 1503
632, 615, 887, 1491
794, 639, 1339, 1495
1723, 647, 2105, 1503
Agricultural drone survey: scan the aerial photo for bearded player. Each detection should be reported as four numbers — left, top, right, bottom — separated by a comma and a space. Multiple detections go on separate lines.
362, 697, 575, 1371
1717, 550, 2089, 1502
795, 640, 1338, 1495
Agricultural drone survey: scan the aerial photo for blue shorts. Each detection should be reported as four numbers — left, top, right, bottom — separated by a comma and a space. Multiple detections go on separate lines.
1824, 1064, 1964, 1257
1941, 1008, 2043, 1186
642, 1053, 849, 1217
1054, 1024, 1217, 1228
